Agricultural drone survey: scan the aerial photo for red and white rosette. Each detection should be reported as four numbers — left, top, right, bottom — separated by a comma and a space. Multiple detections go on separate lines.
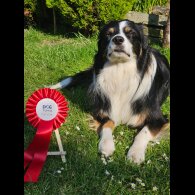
24, 88, 68, 182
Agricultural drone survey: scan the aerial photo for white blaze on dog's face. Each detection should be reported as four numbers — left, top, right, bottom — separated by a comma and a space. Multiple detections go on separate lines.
99, 20, 143, 64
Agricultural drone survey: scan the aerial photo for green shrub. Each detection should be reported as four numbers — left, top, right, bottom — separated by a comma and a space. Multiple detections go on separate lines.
24, 0, 37, 27
132, 0, 168, 13
24, 0, 53, 28
46, 0, 136, 36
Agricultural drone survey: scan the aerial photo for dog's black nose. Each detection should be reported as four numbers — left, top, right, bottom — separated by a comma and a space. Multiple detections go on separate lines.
112, 36, 124, 45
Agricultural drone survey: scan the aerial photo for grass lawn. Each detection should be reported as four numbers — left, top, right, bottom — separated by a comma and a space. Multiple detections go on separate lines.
24, 28, 170, 195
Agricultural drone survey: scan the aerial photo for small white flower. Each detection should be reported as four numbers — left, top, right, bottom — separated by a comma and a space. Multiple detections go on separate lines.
101, 157, 107, 165
111, 175, 114, 180
65, 131, 70, 135
76, 125, 80, 130
162, 153, 169, 161
120, 131, 124, 136
147, 160, 151, 164
107, 158, 113, 163
136, 178, 142, 183
152, 186, 158, 191
165, 156, 169, 161
61, 167, 64, 170
105, 170, 110, 176
130, 183, 136, 189
140, 182, 145, 186
156, 141, 160, 145
162, 153, 167, 158
57, 170, 61, 174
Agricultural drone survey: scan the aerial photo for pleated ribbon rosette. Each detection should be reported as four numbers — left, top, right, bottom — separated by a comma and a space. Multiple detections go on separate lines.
24, 88, 68, 182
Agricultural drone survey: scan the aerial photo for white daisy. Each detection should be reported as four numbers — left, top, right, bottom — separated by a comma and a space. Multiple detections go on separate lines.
136, 178, 142, 183
105, 170, 110, 176
65, 131, 70, 135
75, 125, 80, 131
130, 183, 136, 189
140, 182, 145, 186
152, 186, 158, 191
101, 157, 107, 165
147, 160, 151, 164
120, 131, 124, 136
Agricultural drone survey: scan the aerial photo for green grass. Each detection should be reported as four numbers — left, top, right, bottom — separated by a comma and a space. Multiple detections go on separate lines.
24, 28, 170, 195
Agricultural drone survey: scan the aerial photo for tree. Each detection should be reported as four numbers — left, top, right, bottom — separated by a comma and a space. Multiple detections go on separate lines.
163, 0, 170, 48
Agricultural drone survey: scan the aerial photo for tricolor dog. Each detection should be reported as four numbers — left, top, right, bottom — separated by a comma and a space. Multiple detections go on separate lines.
50, 19, 170, 164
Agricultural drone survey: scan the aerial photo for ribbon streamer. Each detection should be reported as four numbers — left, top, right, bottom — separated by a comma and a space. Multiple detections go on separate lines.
24, 88, 68, 182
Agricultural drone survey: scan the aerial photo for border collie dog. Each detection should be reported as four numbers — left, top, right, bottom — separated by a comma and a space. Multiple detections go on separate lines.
50, 20, 170, 164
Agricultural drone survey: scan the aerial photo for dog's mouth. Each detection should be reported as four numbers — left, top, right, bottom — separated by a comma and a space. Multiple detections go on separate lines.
112, 49, 130, 57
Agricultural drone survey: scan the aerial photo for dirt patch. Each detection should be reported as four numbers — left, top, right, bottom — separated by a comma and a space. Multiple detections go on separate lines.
41, 39, 74, 46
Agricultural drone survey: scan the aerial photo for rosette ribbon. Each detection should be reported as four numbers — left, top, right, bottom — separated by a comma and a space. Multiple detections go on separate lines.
24, 88, 68, 182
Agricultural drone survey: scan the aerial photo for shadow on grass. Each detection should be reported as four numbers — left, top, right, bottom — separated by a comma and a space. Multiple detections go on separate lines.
52, 74, 93, 114
24, 115, 37, 148
24, 99, 169, 194
31, 22, 94, 39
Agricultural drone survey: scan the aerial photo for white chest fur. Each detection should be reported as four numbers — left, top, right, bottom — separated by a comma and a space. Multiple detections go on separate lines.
94, 55, 157, 126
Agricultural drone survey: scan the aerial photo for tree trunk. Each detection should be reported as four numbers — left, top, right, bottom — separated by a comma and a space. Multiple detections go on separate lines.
53, 8, 57, 34
163, 0, 170, 48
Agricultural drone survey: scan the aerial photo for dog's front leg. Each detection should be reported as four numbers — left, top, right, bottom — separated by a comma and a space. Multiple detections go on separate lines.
98, 120, 115, 157
127, 126, 153, 164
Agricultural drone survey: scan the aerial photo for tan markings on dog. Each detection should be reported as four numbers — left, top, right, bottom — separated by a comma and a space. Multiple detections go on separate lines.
102, 120, 115, 129
134, 112, 148, 127
129, 111, 148, 127
97, 120, 115, 135
89, 119, 101, 131
150, 122, 170, 139
107, 27, 115, 35
87, 114, 101, 131
124, 26, 131, 33
97, 112, 108, 119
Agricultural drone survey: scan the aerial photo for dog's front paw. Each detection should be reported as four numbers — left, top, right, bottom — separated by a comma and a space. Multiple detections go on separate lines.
48, 84, 58, 89
98, 138, 115, 158
127, 146, 145, 165
43, 84, 54, 89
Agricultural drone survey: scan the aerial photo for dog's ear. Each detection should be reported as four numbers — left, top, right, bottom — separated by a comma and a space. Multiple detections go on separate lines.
136, 23, 148, 50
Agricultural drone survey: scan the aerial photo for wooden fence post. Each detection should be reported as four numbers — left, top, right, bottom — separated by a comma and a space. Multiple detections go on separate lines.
53, 8, 57, 34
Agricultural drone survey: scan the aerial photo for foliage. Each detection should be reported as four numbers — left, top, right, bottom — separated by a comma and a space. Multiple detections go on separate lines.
132, 0, 168, 13
46, 0, 136, 36
24, 0, 53, 29
24, 0, 37, 27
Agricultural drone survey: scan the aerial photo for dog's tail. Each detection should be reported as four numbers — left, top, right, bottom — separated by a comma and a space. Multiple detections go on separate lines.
50, 67, 93, 89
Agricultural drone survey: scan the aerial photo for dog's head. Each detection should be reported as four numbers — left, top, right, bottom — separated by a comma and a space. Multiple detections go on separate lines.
97, 20, 147, 63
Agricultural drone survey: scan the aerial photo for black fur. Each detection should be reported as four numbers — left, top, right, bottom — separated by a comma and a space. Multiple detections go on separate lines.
62, 19, 170, 132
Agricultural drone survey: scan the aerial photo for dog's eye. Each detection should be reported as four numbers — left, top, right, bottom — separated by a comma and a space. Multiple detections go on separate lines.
106, 28, 115, 37
125, 30, 136, 38
124, 26, 131, 33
